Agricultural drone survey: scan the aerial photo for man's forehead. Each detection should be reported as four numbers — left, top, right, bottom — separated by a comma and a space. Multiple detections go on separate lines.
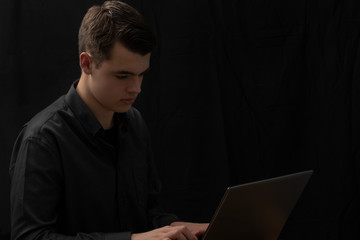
105, 43, 151, 73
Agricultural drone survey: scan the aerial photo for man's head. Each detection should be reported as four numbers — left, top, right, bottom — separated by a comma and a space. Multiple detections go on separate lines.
76, 1, 154, 126
78, 0, 155, 67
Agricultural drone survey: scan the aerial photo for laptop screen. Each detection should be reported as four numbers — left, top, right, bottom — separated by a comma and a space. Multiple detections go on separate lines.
202, 170, 313, 240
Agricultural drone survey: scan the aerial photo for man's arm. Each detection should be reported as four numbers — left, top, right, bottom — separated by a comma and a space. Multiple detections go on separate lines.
10, 137, 132, 240
10, 136, 206, 240
142, 134, 209, 239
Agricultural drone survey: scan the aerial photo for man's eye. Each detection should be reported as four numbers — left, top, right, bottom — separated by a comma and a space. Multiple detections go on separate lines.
116, 75, 127, 79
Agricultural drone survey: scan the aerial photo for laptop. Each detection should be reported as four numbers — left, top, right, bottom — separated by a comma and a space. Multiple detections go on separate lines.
201, 170, 313, 240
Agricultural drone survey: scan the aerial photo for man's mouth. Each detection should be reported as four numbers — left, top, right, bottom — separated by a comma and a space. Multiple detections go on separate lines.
121, 98, 135, 105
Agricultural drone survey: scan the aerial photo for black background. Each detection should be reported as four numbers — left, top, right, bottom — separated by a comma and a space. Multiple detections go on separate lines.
1, 0, 360, 239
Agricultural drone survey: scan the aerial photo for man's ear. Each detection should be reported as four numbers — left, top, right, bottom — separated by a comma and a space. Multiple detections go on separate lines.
80, 52, 92, 74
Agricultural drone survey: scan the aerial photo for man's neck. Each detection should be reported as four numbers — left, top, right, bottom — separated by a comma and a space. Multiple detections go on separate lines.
76, 74, 114, 130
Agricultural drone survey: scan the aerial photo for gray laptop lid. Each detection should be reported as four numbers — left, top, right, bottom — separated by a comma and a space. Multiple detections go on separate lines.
202, 170, 313, 240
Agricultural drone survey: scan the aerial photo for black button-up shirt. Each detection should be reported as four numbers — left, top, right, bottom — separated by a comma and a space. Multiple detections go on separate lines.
10, 81, 178, 240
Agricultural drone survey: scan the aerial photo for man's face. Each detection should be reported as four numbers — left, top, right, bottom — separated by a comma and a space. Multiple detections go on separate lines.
88, 42, 150, 113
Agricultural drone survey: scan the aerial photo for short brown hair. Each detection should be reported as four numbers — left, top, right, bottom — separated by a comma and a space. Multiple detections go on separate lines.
78, 0, 155, 66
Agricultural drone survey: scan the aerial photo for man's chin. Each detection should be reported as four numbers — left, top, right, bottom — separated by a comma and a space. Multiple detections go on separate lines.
115, 105, 132, 113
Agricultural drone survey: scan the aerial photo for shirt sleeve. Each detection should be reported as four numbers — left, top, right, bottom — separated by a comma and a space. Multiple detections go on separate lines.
145, 136, 180, 228
9, 136, 132, 240
124, 107, 180, 229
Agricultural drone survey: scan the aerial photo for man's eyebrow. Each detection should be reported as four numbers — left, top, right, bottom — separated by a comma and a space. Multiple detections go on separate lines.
114, 68, 150, 76
114, 70, 135, 75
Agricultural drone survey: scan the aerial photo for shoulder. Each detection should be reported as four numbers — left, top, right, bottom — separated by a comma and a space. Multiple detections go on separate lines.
126, 107, 146, 128
126, 107, 143, 120
20, 96, 68, 141
124, 107, 150, 138
10, 96, 67, 176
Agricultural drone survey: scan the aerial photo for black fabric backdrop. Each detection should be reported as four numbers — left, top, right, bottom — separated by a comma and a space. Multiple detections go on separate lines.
1, 0, 360, 239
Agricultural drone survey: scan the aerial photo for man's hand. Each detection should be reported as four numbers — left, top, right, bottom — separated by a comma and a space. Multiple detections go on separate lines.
131, 225, 198, 240
170, 221, 209, 238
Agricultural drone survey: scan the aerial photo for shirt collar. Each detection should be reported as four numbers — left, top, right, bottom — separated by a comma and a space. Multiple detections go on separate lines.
65, 80, 129, 137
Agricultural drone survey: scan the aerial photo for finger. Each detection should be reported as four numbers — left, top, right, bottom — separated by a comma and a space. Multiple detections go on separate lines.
187, 223, 209, 237
174, 226, 197, 240
193, 227, 208, 237
181, 227, 198, 240
164, 228, 188, 240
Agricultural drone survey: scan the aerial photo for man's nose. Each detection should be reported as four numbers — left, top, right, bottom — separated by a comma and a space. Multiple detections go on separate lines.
127, 77, 142, 94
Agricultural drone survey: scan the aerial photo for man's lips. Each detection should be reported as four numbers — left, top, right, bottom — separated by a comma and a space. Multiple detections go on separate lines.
121, 98, 135, 105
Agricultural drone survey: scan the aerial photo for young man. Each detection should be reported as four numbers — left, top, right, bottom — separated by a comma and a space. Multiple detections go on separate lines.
9, 1, 208, 240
